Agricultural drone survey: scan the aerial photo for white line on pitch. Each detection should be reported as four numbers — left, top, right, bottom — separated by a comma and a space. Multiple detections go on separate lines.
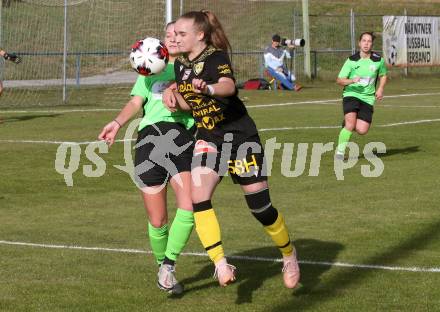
259, 125, 339, 132
1, 240, 439, 273
0, 108, 121, 114
381, 105, 440, 108
377, 119, 440, 127
1, 91, 439, 114
258, 118, 440, 132
2, 118, 440, 145
246, 92, 440, 108
0, 138, 135, 145
246, 99, 340, 108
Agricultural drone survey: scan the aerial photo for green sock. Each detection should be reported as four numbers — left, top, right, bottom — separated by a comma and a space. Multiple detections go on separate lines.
337, 127, 353, 154
165, 208, 194, 262
148, 223, 168, 265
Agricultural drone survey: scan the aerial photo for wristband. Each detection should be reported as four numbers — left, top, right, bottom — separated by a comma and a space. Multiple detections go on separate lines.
206, 84, 215, 96
113, 119, 122, 127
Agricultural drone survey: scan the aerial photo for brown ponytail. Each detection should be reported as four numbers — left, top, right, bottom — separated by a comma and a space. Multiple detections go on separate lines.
180, 10, 231, 52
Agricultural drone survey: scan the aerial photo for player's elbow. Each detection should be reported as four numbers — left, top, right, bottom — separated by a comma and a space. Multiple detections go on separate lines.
129, 96, 143, 109
218, 78, 236, 96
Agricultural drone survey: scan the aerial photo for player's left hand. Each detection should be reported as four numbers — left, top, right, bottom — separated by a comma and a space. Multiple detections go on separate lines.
192, 78, 207, 94
376, 88, 384, 100
4, 52, 21, 64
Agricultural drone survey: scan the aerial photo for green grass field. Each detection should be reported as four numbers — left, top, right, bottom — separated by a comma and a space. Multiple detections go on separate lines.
1, 77, 440, 311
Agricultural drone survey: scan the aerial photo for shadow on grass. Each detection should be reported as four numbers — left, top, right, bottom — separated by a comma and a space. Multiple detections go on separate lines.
177, 238, 344, 304
0, 114, 59, 123
231, 239, 344, 305
359, 145, 421, 160
175, 259, 219, 297
271, 220, 440, 311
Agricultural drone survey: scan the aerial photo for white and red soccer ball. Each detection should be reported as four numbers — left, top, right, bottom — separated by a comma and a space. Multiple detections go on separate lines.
129, 37, 169, 76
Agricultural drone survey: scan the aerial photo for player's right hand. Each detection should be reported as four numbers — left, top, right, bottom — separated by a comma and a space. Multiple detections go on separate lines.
4, 53, 21, 64
163, 87, 177, 112
98, 120, 120, 147
192, 78, 207, 94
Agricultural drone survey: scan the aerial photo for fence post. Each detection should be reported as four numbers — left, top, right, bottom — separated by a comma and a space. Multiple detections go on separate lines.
312, 50, 317, 79
350, 9, 356, 54
404, 8, 408, 76
165, 0, 172, 23
0, 1, 3, 81
63, 0, 68, 103
290, 8, 295, 78
0, 1, 2, 52
75, 54, 81, 87
302, 0, 311, 79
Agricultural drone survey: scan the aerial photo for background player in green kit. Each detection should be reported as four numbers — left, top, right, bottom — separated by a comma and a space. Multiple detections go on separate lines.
98, 22, 195, 295
335, 32, 388, 159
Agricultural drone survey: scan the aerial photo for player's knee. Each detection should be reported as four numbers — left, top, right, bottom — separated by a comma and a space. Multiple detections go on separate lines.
244, 188, 278, 226
356, 127, 369, 135
344, 122, 356, 131
149, 217, 167, 228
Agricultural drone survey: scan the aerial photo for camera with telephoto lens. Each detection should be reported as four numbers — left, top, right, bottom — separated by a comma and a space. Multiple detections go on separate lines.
281, 38, 305, 47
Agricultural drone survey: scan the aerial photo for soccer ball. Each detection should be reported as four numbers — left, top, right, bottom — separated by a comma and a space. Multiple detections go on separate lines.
129, 37, 169, 76
387, 44, 398, 66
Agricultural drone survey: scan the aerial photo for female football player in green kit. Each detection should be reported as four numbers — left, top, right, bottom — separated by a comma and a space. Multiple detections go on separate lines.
98, 22, 195, 295
335, 32, 388, 159
164, 10, 300, 289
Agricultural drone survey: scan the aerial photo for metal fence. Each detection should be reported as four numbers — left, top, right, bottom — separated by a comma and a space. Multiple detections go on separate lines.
1, 0, 439, 107
296, 11, 440, 81
0, 0, 165, 106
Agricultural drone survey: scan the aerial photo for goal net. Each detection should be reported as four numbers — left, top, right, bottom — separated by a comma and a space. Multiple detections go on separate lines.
0, 0, 165, 108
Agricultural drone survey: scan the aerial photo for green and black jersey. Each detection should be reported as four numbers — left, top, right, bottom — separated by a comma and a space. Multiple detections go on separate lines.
130, 63, 194, 132
338, 51, 388, 105
174, 46, 258, 147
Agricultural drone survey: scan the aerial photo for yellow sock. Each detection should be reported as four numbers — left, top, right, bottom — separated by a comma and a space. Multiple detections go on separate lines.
264, 212, 294, 257
194, 208, 224, 264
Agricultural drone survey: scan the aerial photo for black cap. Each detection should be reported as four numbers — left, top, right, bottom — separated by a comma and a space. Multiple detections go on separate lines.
272, 34, 281, 42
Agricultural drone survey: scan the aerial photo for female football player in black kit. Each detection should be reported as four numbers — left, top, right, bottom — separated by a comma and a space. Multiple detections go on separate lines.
163, 10, 300, 289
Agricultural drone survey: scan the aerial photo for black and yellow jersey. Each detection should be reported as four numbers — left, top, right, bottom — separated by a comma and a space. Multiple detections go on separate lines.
175, 45, 258, 148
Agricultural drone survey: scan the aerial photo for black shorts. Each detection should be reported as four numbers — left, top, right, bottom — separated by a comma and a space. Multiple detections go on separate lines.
343, 96, 374, 123
192, 134, 267, 185
134, 122, 195, 187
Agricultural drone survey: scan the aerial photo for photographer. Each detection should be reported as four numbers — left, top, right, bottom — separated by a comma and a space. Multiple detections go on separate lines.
264, 34, 302, 91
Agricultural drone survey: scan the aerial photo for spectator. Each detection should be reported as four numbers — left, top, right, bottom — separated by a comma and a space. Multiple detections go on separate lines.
264, 34, 302, 91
